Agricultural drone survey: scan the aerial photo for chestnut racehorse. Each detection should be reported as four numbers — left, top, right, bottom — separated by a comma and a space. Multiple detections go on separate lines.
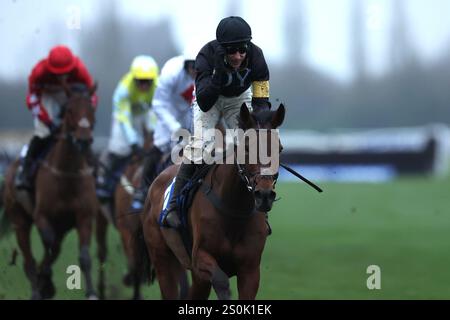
3, 84, 98, 299
143, 103, 285, 299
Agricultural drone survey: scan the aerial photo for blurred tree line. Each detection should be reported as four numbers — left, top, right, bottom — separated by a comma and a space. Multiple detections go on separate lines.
1, 0, 450, 133
270, 49, 450, 130
270, 0, 450, 130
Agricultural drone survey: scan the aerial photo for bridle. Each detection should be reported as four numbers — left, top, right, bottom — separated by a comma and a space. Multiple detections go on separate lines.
233, 126, 280, 193
235, 160, 278, 193
58, 96, 94, 150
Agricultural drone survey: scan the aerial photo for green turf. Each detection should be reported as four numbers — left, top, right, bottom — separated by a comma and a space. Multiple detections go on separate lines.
1, 176, 450, 299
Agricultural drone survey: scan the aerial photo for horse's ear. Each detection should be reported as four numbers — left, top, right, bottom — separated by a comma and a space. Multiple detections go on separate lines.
89, 82, 98, 96
239, 103, 254, 129
271, 104, 285, 129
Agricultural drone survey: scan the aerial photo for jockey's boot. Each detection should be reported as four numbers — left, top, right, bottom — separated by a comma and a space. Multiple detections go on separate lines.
96, 152, 127, 200
162, 162, 196, 228
15, 136, 49, 190
130, 147, 162, 213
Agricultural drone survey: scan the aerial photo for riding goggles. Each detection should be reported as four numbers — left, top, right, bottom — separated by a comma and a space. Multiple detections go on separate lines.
225, 44, 248, 55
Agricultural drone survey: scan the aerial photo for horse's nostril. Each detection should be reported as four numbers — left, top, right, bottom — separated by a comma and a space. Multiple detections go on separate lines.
255, 190, 276, 202
269, 191, 276, 201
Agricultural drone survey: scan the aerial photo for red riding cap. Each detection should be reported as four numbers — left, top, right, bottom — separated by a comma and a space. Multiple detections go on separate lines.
45, 45, 77, 75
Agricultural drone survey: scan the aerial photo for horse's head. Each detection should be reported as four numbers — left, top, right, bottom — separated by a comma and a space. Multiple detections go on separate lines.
61, 83, 97, 153
237, 103, 285, 212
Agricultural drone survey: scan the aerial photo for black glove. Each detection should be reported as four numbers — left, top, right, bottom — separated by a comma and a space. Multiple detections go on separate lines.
211, 45, 230, 87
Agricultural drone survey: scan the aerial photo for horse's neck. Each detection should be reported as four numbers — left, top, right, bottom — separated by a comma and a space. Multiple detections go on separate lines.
214, 164, 254, 207
47, 137, 86, 172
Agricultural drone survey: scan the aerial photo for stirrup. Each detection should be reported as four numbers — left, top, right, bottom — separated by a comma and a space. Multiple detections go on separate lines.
130, 200, 144, 213
129, 189, 146, 213
129, 193, 145, 213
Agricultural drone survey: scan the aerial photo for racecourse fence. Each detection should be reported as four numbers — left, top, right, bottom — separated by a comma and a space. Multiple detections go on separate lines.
1, 124, 449, 182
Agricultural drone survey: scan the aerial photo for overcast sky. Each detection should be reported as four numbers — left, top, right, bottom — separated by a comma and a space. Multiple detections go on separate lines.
1, 0, 450, 82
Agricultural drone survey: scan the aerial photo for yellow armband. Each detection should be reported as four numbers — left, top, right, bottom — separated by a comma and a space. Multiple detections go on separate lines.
252, 81, 270, 98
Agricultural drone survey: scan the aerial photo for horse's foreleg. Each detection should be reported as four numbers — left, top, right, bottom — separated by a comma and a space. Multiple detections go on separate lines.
188, 273, 211, 300
35, 215, 59, 299
35, 215, 55, 250
14, 214, 40, 299
179, 270, 190, 299
144, 219, 180, 299
131, 226, 149, 301
38, 233, 62, 300
150, 247, 181, 299
117, 220, 143, 300
194, 249, 231, 300
76, 215, 97, 299
118, 226, 136, 284
95, 210, 108, 299
119, 226, 142, 300
237, 267, 260, 300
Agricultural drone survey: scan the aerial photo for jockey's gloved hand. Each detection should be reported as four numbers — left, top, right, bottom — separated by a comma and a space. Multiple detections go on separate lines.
26, 93, 40, 109
211, 45, 229, 87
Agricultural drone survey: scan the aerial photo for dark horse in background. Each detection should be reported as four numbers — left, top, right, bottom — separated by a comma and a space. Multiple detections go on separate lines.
95, 128, 155, 300
143, 103, 285, 299
3, 84, 99, 299
105, 135, 188, 300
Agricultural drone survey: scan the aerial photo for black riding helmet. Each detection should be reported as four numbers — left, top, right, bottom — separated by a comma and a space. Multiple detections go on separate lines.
216, 16, 252, 45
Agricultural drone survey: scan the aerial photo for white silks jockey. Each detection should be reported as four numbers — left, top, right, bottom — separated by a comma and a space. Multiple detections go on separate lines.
130, 45, 199, 212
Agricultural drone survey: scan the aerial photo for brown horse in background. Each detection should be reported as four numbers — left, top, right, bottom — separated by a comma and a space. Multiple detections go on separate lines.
95, 128, 153, 300
143, 103, 285, 299
95, 128, 179, 299
110, 128, 153, 300
3, 84, 98, 299
114, 153, 148, 299
113, 140, 189, 299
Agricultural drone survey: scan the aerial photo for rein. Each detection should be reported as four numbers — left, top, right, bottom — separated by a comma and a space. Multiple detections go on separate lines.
40, 132, 94, 179
200, 165, 256, 219
200, 183, 256, 219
